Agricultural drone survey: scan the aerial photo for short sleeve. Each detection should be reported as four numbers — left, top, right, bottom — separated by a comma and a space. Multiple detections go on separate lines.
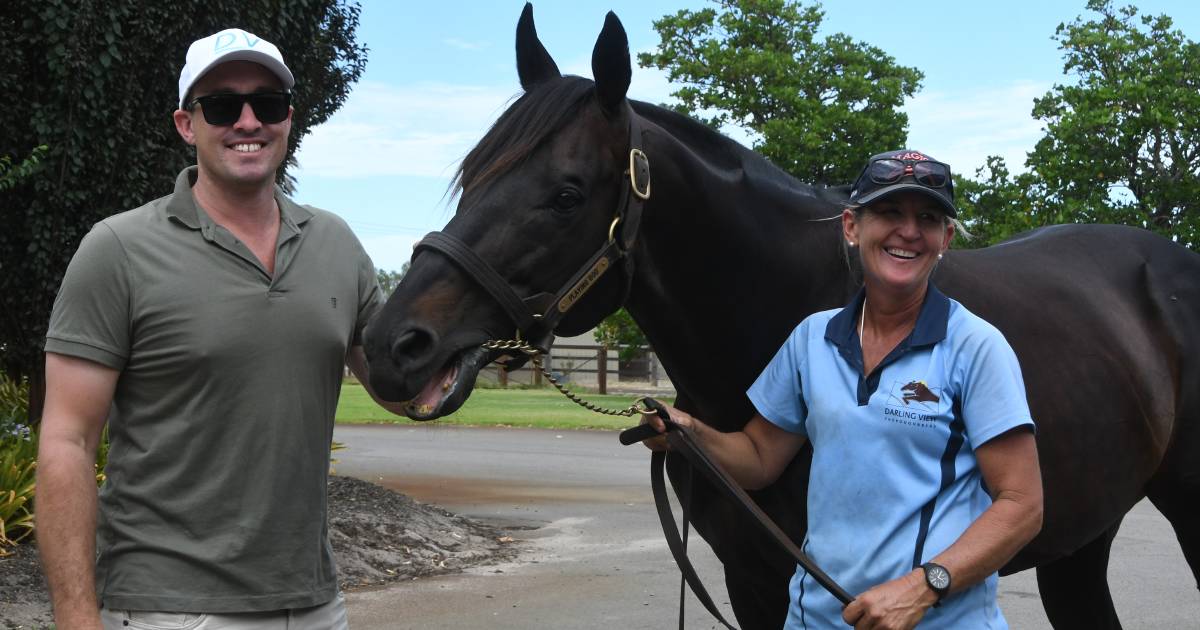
353, 250, 382, 347
958, 326, 1035, 447
747, 321, 810, 435
44, 223, 132, 369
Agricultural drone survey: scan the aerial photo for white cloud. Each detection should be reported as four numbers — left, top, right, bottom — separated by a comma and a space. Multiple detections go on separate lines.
443, 37, 489, 51
902, 80, 1049, 176
294, 80, 519, 179
300, 57, 1047, 194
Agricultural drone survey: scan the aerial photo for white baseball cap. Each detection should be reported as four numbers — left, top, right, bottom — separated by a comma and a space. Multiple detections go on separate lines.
178, 28, 295, 108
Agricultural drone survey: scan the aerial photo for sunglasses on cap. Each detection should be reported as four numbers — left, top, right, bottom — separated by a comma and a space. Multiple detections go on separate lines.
186, 91, 292, 126
859, 157, 952, 190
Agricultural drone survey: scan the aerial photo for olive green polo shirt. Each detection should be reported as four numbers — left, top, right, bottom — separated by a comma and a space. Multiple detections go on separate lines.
45, 166, 381, 612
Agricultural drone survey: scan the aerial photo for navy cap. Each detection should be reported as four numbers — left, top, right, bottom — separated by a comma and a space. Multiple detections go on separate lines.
849, 149, 957, 217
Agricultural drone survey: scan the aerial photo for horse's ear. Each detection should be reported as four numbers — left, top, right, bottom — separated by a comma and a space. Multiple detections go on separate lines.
515, 3, 561, 91
592, 11, 631, 113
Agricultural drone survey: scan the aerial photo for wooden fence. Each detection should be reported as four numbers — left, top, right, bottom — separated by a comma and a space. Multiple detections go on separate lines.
478, 344, 663, 395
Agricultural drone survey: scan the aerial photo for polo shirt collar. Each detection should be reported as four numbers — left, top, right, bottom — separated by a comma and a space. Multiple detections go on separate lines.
825, 281, 951, 352
164, 166, 315, 235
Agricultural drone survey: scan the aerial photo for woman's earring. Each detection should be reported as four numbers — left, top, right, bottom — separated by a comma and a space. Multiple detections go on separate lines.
937, 253, 944, 260
848, 241, 856, 247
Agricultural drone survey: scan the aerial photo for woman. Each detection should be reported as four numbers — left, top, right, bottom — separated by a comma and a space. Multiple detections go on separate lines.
640, 150, 1043, 629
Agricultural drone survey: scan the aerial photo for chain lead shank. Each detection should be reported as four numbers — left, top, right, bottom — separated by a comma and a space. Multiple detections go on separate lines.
481, 339, 653, 417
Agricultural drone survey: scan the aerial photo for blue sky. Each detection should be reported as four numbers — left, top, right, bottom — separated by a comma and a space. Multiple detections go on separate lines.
290, 1, 1200, 272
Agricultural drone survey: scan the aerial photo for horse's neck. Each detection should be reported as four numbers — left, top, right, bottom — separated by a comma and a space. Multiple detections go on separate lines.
626, 115, 855, 423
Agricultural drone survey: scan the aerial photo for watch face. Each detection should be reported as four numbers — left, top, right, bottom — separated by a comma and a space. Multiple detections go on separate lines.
927, 565, 950, 590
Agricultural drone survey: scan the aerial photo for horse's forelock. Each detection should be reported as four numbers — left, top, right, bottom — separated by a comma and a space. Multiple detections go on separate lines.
453, 77, 596, 198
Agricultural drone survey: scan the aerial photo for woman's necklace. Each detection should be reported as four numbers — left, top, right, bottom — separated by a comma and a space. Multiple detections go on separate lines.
859, 296, 867, 347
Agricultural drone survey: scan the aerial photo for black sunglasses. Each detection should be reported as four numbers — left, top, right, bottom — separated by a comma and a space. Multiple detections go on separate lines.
187, 91, 292, 126
860, 158, 952, 190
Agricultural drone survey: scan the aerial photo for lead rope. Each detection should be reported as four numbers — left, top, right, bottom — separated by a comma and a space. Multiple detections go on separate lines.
679, 462, 693, 630
482, 338, 705, 624
481, 339, 655, 417
482, 339, 734, 627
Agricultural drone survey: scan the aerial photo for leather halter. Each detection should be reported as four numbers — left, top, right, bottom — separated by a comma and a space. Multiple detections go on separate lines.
412, 103, 651, 355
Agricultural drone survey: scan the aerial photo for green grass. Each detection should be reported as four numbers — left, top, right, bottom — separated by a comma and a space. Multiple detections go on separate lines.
336, 382, 671, 430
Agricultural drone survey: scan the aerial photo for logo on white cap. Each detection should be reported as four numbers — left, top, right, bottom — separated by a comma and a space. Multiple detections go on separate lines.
178, 28, 295, 108
213, 30, 261, 52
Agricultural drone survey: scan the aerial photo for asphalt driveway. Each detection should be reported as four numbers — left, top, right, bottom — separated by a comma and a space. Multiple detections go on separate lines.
332, 424, 1198, 629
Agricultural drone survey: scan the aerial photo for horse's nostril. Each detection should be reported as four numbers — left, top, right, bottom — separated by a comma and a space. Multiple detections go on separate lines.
390, 327, 435, 364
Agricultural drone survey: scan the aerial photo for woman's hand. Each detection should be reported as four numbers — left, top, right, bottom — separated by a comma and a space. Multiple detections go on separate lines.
841, 569, 936, 630
637, 409, 806, 490
636, 402, 696, 451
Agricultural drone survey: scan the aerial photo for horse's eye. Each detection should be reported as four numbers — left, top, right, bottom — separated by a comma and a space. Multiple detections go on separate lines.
552, 189, 583, 212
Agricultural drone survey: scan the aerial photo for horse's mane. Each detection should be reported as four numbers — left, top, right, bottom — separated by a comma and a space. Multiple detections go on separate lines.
452, 76, 595, 197
630, 100, 751, 171
631, 99, 852, 213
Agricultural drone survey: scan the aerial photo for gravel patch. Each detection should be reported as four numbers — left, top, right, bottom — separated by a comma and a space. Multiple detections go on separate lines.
0, 475, 519, 629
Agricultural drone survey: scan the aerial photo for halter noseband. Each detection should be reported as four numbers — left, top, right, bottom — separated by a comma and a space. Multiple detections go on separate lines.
411, 103, 651, 356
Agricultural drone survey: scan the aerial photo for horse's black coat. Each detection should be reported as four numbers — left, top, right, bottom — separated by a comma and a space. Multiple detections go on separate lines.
365, 5, 1200, 629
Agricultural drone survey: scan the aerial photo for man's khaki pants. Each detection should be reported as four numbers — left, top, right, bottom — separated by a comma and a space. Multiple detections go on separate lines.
100, 593, 349, 630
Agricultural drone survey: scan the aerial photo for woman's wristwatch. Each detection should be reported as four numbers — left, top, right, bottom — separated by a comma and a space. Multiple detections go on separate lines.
921, 562, 951, 607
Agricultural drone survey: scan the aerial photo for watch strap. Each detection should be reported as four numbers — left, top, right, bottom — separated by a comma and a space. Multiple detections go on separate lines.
921, 562, 951, 607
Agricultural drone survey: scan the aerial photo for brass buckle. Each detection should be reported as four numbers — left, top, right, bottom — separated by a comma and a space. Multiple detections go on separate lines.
628, 148, 651, 200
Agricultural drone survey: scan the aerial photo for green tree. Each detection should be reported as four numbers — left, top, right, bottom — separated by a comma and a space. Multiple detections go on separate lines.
638, 0, 923, 185
1025, 0, 1200, 248
375, 262, 409, 299
953, 157, 1068, 248
593, 308, 648, 362
0, 1, 367, 413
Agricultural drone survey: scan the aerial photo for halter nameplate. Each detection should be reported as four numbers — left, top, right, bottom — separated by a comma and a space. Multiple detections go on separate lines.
558, 256, 611, 313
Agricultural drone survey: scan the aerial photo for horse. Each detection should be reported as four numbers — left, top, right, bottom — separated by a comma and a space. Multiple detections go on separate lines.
363, 5, 1200, 628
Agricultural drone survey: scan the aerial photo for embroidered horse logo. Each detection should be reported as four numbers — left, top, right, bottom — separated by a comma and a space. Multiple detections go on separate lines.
901, 381, 940, 405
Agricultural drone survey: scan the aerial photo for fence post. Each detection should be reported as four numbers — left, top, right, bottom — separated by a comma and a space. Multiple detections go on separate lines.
597, 346, 607, 395
499, 365, 508, 388
534, 353, 544, 387
649, 351, 658, 387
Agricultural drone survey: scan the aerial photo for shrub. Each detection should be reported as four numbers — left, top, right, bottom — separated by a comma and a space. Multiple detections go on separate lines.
0, 435, 37, 550
0, 375, 35, 552
0, 374, 119, 550
0, 374, 29, 424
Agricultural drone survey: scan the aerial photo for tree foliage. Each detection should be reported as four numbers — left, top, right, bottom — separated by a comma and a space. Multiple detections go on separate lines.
963, 1, 1200, 249
375, 263, 409, 299
0, 146, 48, 193
593, 308, 649, 362
0, 0, 367, 389
1028, 0, 1200, 248
953, 158, 1068, 249
637, 0, 922, 185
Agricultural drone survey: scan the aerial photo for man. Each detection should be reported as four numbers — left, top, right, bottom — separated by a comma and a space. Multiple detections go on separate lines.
37, 28, 402, 630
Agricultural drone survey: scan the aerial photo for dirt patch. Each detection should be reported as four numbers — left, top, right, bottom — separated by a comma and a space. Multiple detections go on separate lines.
0, 475, 520, 629
0, 543, 47, 629
327, 474, 521, 587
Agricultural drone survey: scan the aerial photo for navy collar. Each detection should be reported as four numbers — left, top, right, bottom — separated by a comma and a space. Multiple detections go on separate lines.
825, 282, 950, 353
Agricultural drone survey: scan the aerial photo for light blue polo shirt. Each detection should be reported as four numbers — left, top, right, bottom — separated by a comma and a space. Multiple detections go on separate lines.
748, 284, 1033, 629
